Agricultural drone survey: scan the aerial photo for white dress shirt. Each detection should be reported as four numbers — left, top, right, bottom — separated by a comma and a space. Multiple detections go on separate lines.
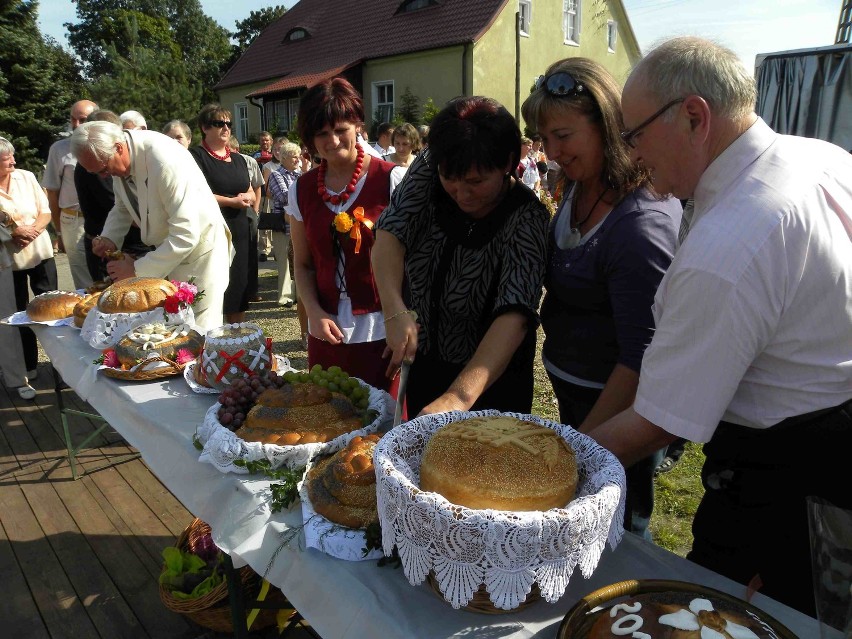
635, 118, 852, 442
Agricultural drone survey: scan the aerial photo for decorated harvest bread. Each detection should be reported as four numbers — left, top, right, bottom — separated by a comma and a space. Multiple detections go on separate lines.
236, 383, 362, 445
588, 592, 780, 639
97, 277, 177, 314
26, 291, 85, 321
114, 322, 204, 367
419, 416, 578, 511
85, 279, 111, 293
306, 434, 381, 529
73, 292, 102, 328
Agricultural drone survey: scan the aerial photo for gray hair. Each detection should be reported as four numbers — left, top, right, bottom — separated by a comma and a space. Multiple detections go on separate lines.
630, 36, 756, 120
0, 137, 14, 156
162, 119, 191, 139
70, 121, 124, 162
120, 110, 147, 129
280, 142, 301, 158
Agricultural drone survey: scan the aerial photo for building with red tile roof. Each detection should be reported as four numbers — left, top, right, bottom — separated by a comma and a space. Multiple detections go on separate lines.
217, 0, 640, 142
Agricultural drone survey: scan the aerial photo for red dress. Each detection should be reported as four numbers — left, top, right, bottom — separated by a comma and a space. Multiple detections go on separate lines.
296, 158, 397, 391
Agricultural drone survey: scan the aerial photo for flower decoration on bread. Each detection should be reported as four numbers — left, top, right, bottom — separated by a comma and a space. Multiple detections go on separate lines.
331, 206, 373, 253
163, 278, 204, 317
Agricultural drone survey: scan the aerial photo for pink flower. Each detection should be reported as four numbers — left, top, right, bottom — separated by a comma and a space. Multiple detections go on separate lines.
102, 349, 119, 368
175, 348, 196, 365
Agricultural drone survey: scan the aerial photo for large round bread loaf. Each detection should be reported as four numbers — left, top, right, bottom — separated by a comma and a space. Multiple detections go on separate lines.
306, 435, 380, 529
27, 291, 85, 321
73, 292, 101, 328
97, 277, 177, 314
114, 323, 204, 366
236, 383, 362, 445
587, 591, 782, 639
419, 416, 578, 512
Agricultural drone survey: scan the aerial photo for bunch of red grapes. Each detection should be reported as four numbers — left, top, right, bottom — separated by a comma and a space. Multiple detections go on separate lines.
216, 372, 286, 431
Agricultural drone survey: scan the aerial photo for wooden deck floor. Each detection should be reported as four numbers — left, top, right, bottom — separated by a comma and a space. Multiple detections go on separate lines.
0, 364, 311, 639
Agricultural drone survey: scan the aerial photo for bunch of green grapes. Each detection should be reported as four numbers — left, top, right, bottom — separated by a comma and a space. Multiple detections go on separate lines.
281, 364, 371, 409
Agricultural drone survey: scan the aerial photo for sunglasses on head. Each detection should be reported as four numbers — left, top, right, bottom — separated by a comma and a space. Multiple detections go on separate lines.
535, 72, 585, 98
209, 120, 232, 128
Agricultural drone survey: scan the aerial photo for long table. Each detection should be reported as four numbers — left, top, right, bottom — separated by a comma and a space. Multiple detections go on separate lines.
34, 324, 834, 638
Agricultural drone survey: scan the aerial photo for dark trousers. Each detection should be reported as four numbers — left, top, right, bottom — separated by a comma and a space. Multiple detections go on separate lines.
13, 258, 58, 371
83, 235, 108, 282
407, 349, 535, 418
689, 400, 852, 618
547, 372, 662, 541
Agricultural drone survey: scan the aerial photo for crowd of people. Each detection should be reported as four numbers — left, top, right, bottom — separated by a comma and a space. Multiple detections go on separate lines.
1, 36, 850, 620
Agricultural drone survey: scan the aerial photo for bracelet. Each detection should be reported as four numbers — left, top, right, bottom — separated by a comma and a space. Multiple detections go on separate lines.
383, 309, 418, 324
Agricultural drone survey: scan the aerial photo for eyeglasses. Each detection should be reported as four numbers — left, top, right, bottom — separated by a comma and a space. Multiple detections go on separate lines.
209, 120, 232, 128
535, 72, 585, 98
620, 98, 685, 148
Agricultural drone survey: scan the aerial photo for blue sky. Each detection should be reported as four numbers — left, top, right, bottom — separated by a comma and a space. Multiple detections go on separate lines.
39, 0, 841, 70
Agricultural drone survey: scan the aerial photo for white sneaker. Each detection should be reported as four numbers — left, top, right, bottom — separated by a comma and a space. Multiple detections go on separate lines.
17, 385, 36, 400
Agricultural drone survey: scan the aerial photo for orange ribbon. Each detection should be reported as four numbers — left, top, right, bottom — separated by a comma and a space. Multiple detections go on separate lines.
348, 206, 374, 254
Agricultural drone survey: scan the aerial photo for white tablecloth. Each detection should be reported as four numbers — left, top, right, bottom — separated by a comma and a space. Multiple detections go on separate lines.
35, 325, 833, 639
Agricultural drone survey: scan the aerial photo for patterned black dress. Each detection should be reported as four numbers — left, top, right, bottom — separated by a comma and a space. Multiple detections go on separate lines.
377, 151, 549, 415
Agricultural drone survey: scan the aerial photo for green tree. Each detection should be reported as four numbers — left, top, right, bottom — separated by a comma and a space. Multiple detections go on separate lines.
67, 0, 230, 103
421, 97, 441, 125
90, 17, 201, 131
396, 87, 421, 125
229, 6, 287, 65
0, 1, 84, 171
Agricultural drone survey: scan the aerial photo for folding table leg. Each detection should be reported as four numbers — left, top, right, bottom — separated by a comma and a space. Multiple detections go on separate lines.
51, 365, 114, 480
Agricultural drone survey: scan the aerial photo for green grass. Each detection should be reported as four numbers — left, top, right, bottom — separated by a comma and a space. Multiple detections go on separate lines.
251, 270, 703, 557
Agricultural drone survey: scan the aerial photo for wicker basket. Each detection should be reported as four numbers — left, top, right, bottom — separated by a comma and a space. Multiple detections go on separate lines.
557, 579, 798, 638
425, 572, 541, 615
102, 355, 186, 381
159, 518, 288, 633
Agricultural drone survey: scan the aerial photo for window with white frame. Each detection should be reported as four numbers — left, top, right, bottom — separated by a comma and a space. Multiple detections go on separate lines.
373, 82, 394, 124
607, 20, 617, 52
519, 0, 532, 36
267, 99, 287, 131
288, 97, 300, 130
563, 0, 580, 45
235, 103, 248, 143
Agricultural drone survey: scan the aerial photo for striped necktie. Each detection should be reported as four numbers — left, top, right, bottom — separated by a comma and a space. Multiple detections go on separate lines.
678, 198, 695, 248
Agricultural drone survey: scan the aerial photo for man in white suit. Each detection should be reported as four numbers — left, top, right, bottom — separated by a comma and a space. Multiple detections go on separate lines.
70, 121, 233, 330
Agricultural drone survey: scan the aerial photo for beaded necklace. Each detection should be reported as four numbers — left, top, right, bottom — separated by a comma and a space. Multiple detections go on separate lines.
316, 145, 365, 205
202, 139, 230, 161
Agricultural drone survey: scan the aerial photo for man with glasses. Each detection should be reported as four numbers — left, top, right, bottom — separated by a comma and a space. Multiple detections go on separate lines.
587, 36, 852, 617
69, 121, 234, 330
43, 99, 98, 290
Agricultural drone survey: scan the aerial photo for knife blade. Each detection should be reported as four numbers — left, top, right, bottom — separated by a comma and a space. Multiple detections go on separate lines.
393, 360, 411, 427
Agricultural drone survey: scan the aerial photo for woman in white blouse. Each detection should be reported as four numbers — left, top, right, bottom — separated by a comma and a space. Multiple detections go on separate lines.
0, 137, 56, 399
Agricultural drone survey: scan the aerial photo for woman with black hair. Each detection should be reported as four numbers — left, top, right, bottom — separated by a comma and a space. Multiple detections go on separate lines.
372, 96, 550, 416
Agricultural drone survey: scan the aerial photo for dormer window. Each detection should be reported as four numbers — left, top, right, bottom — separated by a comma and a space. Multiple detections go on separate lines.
398, 0, 438, 13
284, 28, 309, 42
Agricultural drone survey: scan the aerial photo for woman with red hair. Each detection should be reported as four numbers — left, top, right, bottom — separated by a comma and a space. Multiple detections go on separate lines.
287, 78, 404, 390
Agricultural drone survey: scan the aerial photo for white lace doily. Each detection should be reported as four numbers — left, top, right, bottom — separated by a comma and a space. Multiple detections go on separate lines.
196, 380, 393, 473
298, 460, 384, 562
81, 305, 196, 349
374, 410, 626, 611
1, 310, 77, 328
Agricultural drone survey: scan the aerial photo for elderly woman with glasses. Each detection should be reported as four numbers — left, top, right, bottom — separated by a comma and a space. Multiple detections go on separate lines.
373, 96, 550, 416
189, 104, 256, 324
521, 58, 682, 540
